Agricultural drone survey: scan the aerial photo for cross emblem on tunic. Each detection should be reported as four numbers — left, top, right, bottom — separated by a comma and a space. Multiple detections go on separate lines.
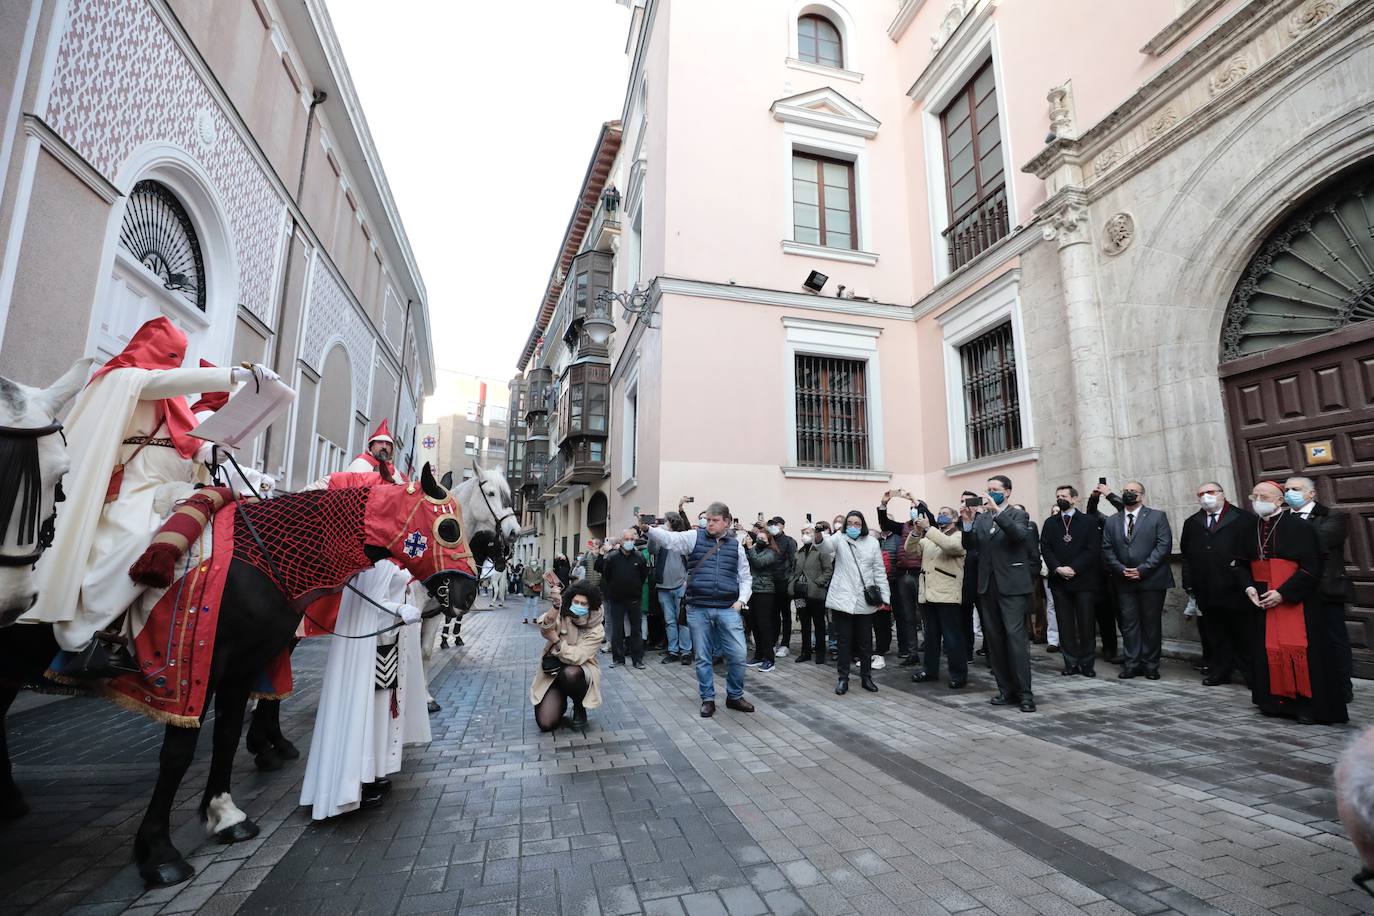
403, 531, 428, 558
422, 436, 436, 450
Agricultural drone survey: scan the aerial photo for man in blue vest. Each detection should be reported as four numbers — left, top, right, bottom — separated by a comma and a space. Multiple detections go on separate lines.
645, 501, 755, 717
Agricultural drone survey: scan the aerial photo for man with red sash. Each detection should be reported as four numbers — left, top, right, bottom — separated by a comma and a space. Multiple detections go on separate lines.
348, 420, 404, 482
1241, 481, 1348, 725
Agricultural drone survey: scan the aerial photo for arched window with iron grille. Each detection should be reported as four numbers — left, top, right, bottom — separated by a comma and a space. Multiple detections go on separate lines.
118, 179, 206, 313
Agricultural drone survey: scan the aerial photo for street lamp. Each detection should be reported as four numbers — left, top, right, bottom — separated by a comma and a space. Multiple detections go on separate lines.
586, 285, 656, 344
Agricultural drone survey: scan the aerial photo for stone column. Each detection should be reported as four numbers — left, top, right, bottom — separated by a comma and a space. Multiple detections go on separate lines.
1041, 194, 1120, 483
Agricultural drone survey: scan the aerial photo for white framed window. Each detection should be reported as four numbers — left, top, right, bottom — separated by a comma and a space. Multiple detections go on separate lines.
938, 269, 1034, 471
786, 2, 862, 80
619, 368, 640, 489
464, 435, 478, 456
781, 317, 889, 481
311, 435, 347, 481
914, 22, 1017, 284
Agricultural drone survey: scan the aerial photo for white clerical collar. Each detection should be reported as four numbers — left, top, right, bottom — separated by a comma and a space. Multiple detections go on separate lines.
1300, 501, 1315, 516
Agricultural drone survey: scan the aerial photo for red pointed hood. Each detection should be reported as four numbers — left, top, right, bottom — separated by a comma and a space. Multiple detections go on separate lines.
89, 317, 200, 459
189, 359, 229, 414
368, 419, 394, 445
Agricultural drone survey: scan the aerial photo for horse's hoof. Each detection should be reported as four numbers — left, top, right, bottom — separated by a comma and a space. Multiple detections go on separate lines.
272, 739, 300, 761
213, 819, 260, 844
140, 857, 195, 888
0, 791, 30, 819
252, 749, 283, 772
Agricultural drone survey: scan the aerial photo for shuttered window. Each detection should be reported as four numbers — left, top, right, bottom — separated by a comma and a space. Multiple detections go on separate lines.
959, 322, 1022, 459
795, 355, 869, 469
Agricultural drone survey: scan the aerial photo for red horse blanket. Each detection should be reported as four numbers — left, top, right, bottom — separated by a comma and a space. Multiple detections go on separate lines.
105, 506, 292, 727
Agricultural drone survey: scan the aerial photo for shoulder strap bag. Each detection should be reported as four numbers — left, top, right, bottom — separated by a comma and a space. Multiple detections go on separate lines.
845, 539, 884, 607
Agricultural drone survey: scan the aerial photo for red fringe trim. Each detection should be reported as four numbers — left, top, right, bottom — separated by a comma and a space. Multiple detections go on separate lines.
128, 541, 181, 588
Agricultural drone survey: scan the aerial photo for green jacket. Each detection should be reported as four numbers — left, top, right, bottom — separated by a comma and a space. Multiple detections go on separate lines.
791, 542, 834, 601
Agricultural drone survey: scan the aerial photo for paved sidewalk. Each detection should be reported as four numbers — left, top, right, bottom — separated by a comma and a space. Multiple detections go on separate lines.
0, 601, 1367, 915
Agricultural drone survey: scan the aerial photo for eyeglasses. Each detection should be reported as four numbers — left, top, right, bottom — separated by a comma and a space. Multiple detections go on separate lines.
1354, 868, 1374, 897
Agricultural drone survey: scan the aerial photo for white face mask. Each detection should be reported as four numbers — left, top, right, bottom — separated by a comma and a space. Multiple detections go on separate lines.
800, 534, 813, 545
1251, 500, 1278, 518
1200, 493, 1220, 511
767, 525, 780, 536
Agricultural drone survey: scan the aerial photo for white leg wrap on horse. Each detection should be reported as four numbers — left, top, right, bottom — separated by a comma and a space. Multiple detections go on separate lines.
205, 792, 247, 835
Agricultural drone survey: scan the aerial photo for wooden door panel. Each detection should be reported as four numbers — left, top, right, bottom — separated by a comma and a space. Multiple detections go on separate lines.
1313, 364, 1349, 413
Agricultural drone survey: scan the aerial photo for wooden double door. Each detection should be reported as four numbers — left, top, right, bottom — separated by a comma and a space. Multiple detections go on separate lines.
1222, 321, 1374, 677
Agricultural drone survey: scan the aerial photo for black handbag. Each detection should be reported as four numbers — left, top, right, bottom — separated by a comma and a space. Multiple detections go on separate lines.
374, 643, 399, 690
541, 653, 565, 676
846, 540, 884, 607
792, 573, 809, 599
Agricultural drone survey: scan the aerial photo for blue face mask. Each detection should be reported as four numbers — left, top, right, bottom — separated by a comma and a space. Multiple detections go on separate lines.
845, 526, 862, 539
988, 491, 1005, 505
936, 515, 952, 526
697, 517, 708, 529
1283, 489, 1307, 509
569, 603, 590, 617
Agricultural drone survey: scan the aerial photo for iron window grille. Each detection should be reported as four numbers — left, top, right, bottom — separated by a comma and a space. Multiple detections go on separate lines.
118, 180, 207, 311
959, 321, 1022, 459
795, 355, 869, 469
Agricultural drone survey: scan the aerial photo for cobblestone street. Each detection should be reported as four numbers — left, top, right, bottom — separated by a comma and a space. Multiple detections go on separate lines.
0, 600, 1368, 916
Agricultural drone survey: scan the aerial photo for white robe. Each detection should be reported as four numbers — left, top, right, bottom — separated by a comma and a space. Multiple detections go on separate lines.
299, 561, 430, 820
25, 366, 231, 650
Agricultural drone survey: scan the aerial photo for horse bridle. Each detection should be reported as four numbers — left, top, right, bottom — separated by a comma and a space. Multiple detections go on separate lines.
0, 418, 65, 567
471, 461, 516, 563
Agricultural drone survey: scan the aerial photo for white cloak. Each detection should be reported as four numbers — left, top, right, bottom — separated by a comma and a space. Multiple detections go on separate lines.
299, 561, 430, 820
25, 366, 231, 650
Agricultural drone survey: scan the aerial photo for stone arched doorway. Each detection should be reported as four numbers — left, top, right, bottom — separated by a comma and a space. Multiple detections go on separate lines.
1219, 159, 1374, 674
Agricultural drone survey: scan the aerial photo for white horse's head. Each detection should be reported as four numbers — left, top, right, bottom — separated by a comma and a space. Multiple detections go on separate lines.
452, 465, 520, 569
0, 359, 91, 624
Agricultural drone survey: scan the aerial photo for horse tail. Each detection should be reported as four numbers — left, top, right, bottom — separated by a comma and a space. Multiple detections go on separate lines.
129, 487, 236, 587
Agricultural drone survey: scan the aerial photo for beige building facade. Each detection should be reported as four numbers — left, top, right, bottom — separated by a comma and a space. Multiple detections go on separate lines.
0, 0, 434, 485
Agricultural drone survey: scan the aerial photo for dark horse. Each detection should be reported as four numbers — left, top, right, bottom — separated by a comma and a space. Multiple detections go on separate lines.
0, 463, 482, 887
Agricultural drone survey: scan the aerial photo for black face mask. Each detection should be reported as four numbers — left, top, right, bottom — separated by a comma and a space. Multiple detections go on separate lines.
1055, 498, 1072, 513
1122, 491, 1140, 506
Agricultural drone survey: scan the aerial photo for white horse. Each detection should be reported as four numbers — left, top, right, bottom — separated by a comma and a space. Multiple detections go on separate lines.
0, 360, 91, 623
418, 465, 520, 711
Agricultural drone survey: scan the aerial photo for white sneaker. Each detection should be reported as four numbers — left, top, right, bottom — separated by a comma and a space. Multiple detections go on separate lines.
870, 655, 886, 670
775, 646, 789, 657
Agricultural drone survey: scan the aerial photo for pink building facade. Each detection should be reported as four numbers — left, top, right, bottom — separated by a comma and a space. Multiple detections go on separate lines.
510, 0, 1374, 667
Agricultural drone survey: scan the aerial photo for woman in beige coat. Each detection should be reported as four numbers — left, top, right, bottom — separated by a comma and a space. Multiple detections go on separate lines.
531, 583, 605, 731
905, 507, 969, 689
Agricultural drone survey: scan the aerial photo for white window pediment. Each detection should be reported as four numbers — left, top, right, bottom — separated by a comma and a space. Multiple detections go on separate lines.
771, 87, 879, 139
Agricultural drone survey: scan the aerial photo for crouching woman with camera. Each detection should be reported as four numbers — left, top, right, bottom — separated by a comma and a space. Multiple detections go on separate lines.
531, 584, 605, 731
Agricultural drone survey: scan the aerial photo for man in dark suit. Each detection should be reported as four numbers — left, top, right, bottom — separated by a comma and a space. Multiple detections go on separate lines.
1180, 481, 1257, 685
970, 475, 1036, 711
1085, 484, 1124, 663
1041, 485, 1102, 677
1285, 476, 1355, 702
1101, 480, 1174, 679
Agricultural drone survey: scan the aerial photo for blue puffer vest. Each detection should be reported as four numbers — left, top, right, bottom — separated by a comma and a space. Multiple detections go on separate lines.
685, 528, 740, 608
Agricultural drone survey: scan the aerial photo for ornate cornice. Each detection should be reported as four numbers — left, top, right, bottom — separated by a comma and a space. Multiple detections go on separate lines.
1140, 0, 1229, 57
1037, 189, 1092, 249
1022, 0, 1372, 203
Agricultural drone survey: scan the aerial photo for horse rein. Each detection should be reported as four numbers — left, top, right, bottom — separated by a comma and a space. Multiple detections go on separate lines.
0, 419, 65, 568
471, 460, 515, 564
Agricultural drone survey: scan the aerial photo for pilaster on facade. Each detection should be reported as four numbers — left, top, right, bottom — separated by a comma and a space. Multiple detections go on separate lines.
1036, 190, 1092, 250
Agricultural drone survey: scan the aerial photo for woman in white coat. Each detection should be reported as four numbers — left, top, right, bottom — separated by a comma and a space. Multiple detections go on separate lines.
820, 510, 890, 695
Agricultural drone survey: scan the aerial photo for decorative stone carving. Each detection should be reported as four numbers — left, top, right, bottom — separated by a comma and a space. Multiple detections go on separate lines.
1144, 106, 1179, 141
931, 0, 973, 54
1208, 55, 1250, 96
1288, 0, 1337, 37
1047, 83, 1076, 140
1101, 213, 1135, 256
1094, 147, 1125, 175
1041, 202, 1090, 247
194, 109, 218, 148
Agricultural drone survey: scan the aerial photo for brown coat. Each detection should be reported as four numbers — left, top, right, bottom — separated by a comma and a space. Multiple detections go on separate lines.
529, 606, 604, 708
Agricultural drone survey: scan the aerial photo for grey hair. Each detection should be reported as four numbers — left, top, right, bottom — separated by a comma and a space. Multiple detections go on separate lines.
1336, 728, 1374, 846
705, 501, 732, 520
1199, 481, 1224, 493
1286, 475, 1316, 493
1124, 480, 1145, 493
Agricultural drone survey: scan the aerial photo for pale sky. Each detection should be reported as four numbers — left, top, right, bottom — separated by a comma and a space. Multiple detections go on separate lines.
326, 0, 632, 404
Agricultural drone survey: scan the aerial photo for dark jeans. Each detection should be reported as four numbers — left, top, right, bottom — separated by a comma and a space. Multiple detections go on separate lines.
1051, 585, 1097, 673
980, 581, 1032, 700
773, 585, 793, 648
1119, 588, 1166, 674
749, 593, 776, 663
872, 610, 893, 655
921, 602, 968, 680
891, 571, 920, 656
799, 598, 827, 657
832, 611, 873, 679
604, 598, 643, 664
1198, 599, 1250, 680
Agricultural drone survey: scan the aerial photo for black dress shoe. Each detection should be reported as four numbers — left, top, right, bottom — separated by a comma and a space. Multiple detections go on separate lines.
661, 654, 679, 664
681, 654, 694, 665
975, 647, 988, 657
632, 661, 647, 670
815, 653, 827, 665
989, 693, 1011, 706
360, 784, 385, 809
836, 678, 849, 695
572, 704, 588, 727
1059, 667, 1077, 676
795, 653, 812, 663
369, 778, 392, 794
1081, 668, 1097, 678
1020, 696, 1037, 713
427, 699, 441, 714
899, 655, 921, 667
1297, 710, 1316, 725
1202, 674, 1231, 686
860, 676, 879, 693
910, 671, 936, 683
700, 701, 716, 718
1145, 671, 1160, 680
1109, 654, 1125, 665
1118, 669, 1140, 679
726, 697, 754, 713
948, 679, 967, 689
